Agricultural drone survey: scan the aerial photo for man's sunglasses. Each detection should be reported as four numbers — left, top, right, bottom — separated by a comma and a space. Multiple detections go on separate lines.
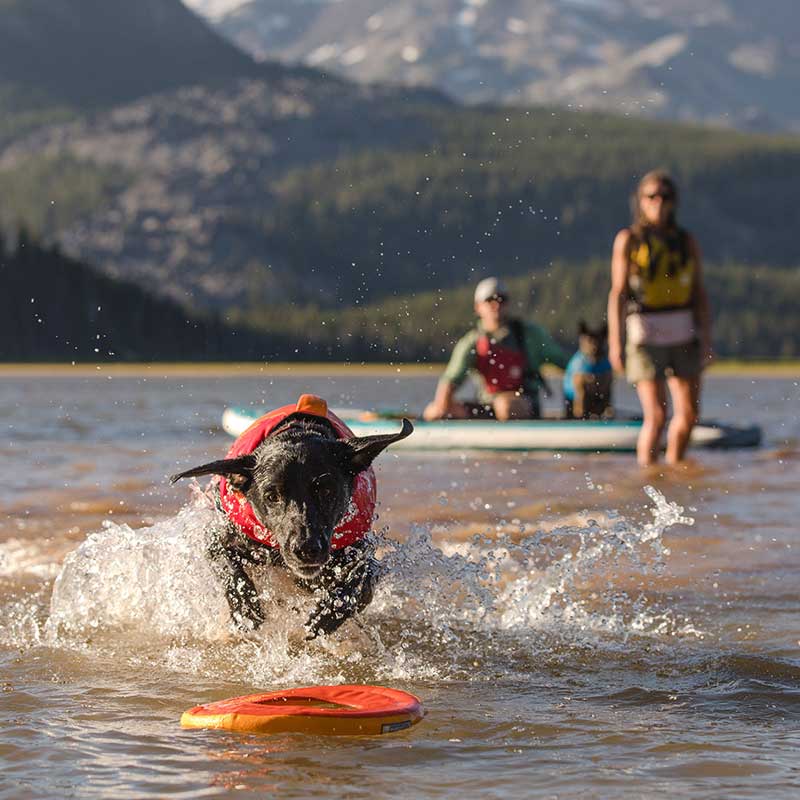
485, 294, 507, 304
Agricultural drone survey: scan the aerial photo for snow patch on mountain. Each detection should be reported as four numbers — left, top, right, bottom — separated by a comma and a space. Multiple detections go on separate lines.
183, 0, 250, 21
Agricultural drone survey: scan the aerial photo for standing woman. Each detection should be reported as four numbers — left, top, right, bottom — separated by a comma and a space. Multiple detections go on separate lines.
608, 170, 712, 466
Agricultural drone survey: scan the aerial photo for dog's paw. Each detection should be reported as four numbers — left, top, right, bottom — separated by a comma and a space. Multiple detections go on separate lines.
303, 603, 346, 641
231, 606, 265, 634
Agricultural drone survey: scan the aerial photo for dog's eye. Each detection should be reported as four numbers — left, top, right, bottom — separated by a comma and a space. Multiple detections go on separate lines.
318, 484, 335, 500
264, 489, 280, 504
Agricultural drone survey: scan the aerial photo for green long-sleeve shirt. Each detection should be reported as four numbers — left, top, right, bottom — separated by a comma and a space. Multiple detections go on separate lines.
442, 318, 570, 403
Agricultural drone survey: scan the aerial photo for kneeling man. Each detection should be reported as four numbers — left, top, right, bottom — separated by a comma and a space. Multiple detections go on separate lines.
424, 278, 569, 421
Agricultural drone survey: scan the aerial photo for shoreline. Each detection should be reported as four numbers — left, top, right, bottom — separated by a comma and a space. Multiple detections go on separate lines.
0, 361, 798, 378
0, 362, 440, 378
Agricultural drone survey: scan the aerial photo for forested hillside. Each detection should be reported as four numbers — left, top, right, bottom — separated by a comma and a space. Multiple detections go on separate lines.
4, 100, 799, 312
261, 109, 800, 304
2, 233, 796, 361
0, 232, 270, 361
234, 261, 800, 360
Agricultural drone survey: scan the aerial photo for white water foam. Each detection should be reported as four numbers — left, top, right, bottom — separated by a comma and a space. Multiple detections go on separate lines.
0, 538, 62, 580
373, 485, 697, 643
45, 501, 231, 643
33, 486, 696, 683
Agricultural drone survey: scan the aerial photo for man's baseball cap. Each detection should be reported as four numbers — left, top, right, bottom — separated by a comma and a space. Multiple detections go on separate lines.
474, 277, 509, 304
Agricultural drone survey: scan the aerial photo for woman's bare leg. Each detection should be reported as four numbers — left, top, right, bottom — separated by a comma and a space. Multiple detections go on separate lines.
635, 379, 668, 466
665, 375, 700, 464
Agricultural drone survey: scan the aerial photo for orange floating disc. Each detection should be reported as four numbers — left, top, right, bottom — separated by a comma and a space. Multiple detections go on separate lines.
181, 684, 425, 736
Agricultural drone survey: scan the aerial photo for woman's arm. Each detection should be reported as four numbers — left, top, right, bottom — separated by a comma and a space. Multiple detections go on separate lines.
688, 234, 713, 367
607, 229, 631, 374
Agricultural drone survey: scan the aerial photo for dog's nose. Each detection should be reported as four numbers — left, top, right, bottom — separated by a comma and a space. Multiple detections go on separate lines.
291, 535, 330, 565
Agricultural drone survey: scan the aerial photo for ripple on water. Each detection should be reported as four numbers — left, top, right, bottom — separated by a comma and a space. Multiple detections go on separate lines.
2, 483, 797, 732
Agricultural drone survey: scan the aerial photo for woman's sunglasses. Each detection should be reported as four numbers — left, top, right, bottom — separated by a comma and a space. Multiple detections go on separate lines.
643, 191, 674, 201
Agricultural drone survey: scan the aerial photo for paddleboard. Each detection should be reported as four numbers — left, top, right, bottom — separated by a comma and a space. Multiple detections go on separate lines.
221, 406, 761, 452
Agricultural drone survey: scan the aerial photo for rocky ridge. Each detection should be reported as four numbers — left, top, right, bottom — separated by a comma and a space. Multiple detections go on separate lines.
199, 0, 800, 132
0, 75, 447, 307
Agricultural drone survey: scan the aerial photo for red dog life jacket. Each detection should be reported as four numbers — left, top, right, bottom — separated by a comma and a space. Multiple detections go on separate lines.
218, 395, 376, 549
475, 334, 528, 394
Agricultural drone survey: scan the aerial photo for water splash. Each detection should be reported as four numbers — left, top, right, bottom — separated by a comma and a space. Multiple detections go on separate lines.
45, 502, 231, 643
31, 485, 695, 683
373, 484, 695, 644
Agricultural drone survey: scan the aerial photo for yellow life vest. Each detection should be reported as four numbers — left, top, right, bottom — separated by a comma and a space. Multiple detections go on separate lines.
627, 227, 695, 313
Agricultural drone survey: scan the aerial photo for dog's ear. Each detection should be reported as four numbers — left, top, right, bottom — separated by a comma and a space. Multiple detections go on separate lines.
169, 454, 257, 491
340, 419, 413, 474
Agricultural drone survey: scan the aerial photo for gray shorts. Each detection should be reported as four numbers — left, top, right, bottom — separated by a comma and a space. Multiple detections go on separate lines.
626, 339, 701, 383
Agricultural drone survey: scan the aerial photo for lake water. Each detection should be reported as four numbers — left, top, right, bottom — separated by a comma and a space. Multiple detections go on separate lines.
1, 371, 799, 799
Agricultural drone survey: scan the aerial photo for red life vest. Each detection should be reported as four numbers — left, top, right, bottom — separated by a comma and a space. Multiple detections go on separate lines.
475, 332, 528, 394
218, 395, 376, 549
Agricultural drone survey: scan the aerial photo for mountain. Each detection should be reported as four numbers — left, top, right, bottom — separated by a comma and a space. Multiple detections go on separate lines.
3, 91, 799, 313
0, 0, 798, 360
0, 0, 449, 309
201, 0, 800, 132
0, 0, 260, 112
0, 77, 448, 308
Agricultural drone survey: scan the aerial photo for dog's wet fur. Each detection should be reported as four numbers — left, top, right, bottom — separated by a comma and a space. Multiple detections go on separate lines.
565, 320, 613, 419
171, 412, 412, 639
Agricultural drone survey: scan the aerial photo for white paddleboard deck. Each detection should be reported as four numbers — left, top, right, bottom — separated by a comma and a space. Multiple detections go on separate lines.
221, 407, 761, 452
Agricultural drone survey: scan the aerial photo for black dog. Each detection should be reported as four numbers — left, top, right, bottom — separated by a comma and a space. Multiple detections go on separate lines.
171, 405, 412, 639
563, 321, 613, 419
